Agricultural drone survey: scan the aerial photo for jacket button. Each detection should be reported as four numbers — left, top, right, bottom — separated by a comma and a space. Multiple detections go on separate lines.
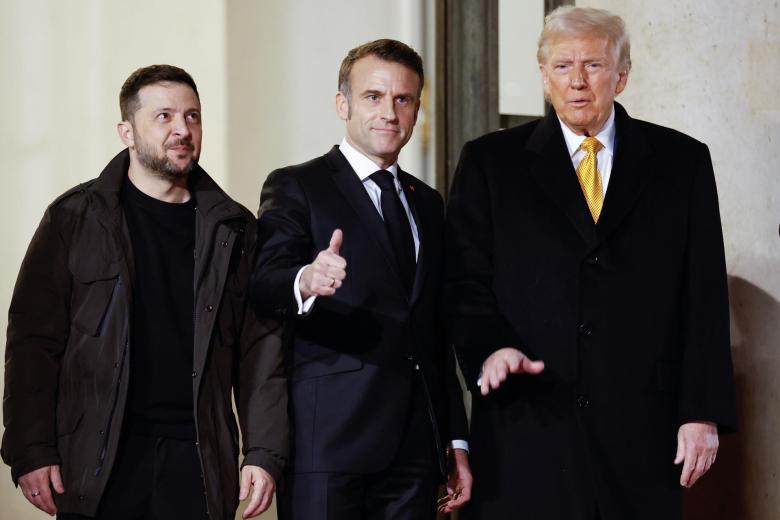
192, 371, 198, 378
206, 305, 213, 312
221, 240, 228, 247
577, 395, 590, 408
78, 495, 86, 501
578, 322, 592, 336
98, 430, 104, 436
587, 256, 599, 265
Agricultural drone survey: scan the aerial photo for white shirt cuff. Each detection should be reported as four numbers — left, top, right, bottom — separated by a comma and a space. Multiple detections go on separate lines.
293, 265, 317, 315
449, 440, 469, 453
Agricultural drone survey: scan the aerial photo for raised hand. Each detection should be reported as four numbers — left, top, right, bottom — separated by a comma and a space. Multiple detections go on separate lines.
300, 229, 347, 298
479, 347, 545, 396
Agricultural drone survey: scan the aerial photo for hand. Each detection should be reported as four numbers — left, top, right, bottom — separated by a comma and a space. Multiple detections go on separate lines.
239, 465, 276, 518
18, 464, 65, 515
299, 229, 347, 299
674, 421, 719, 488
438, 448, 473, 514
479, 347, 544, 396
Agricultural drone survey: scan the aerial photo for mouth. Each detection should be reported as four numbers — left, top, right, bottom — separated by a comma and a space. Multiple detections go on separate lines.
371, 127, 400, 134
568, 99, 591, 108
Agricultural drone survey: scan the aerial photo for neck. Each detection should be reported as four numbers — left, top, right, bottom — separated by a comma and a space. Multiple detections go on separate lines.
127, 160, 191, 203
345, 136, 397, 170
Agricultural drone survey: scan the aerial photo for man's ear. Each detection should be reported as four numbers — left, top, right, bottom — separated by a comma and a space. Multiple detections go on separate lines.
117, 121, 134, 148
336, 91, 350, 121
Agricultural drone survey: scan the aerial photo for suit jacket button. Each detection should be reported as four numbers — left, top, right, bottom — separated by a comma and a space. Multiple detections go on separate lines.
577, 395, 590, 408
587, 256, 599, 265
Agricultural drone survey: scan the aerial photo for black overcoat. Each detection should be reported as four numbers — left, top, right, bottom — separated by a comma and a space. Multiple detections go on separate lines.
445, 103, 737, 520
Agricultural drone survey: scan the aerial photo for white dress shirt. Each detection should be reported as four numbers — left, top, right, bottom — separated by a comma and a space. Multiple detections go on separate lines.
558, 106, 616, 196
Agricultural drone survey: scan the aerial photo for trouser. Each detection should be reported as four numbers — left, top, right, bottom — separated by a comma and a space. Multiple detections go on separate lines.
279, 376, 439, 520
58, 429, 208, 520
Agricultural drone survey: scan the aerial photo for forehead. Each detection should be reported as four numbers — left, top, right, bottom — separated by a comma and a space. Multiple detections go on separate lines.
350, 56, 421, 92
548, 34, 612, 60
136, 81, 200, 110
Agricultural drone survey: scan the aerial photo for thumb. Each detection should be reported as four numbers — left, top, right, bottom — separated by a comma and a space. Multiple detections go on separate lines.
328, 229, 343, 254
520, 358, 545, 374
50, 466, 65, 494
674, 432, 685, 465
239, 467, 252, 501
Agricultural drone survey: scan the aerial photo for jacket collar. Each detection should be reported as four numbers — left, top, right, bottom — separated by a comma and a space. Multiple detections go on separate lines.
91, 148, 244, 221
525, 102, 653, 248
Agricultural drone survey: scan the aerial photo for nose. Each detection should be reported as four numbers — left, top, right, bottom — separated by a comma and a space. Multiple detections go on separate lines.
569, 65, 586, 89
379, 96, 398, 122
171, 113, 192, 138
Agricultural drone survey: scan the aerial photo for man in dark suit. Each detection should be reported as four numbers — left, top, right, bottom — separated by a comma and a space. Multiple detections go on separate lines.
251, 39, 471, 519
445, 7, 736, 520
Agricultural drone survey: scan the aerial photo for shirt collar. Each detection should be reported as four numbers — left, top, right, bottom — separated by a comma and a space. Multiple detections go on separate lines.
558, 105, 616, 158
339, 138, 399, 182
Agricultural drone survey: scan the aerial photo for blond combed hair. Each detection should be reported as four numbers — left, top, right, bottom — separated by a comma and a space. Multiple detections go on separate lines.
537, 6, 631, 73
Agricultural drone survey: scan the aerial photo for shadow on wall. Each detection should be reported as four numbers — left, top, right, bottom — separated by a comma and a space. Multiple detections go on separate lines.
684, 276, 780, 520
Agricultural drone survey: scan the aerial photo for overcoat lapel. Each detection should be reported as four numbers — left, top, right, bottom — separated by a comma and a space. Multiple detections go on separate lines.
526, 109, 597, 246
596, 103, 653, 243
324, 146, 405, 288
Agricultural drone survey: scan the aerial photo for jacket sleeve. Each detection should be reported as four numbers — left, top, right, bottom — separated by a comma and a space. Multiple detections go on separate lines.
236, 219, 289, 482
678, 143, 737, 432
2, 206, 71, 483
250, 169, 314, 320
444, 140, 523, 390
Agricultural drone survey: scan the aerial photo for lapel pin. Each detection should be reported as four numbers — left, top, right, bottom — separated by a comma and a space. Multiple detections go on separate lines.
409, 185, 415, 191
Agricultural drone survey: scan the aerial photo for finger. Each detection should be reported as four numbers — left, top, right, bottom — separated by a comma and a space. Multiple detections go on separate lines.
50, 466, 65, 494
518, 358, 545, 374
506, 353, 522, 372
328, 229, 343, 255
674, 432, 685, 465
680, 446, 697, 487
239, 467, 252, 501
325, 266, 347, 281
36, 486, 57, 515
480, 374, 490, 396
256, 484, 274, 515
243, 477, 264, 518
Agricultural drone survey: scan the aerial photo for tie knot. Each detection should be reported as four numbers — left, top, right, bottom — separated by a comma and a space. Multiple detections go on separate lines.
370, 170, 397, 192
580, 137, 603, 155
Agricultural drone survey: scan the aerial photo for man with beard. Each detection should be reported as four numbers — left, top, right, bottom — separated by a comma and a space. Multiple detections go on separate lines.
2, 65, 288, 520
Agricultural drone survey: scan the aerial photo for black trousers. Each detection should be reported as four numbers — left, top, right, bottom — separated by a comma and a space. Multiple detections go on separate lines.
58, 431, 208, 520
279, 376, 439, 520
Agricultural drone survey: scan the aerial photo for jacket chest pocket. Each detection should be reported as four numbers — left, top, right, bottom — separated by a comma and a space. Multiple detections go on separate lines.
69, 256, 120, 337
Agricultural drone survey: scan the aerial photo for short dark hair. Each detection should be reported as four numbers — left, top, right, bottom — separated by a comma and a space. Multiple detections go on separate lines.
119, 64, 199, 121
338, 39, 424, 102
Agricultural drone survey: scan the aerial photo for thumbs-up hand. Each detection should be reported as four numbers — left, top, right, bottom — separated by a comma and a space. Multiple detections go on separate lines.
300, 229, 347, 298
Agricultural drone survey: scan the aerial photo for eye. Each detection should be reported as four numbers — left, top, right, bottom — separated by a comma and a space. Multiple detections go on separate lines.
396, 96, 411, 105
554, 63, 570, 73
187, 112, 201, 123
366, 94, 379, 102
586, 62, 603, 71
157, 112, 170, 121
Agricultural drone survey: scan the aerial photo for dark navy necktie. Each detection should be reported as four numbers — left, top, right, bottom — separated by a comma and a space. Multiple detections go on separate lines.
369, 170, 416, 295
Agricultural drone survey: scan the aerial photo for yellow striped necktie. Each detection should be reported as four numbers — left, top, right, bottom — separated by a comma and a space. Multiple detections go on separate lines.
576, 136, 604, 222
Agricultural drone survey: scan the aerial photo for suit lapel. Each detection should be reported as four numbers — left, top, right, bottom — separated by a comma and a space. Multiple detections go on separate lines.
526, 109, 597, 246
596, 103, 653, 243
324, 146, 404, 284
398, 170, 427, 305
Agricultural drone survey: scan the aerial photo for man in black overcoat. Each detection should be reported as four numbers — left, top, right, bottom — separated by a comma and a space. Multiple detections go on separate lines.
445, 7, 737, 519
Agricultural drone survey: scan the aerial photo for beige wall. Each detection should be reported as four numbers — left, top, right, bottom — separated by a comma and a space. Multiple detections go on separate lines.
575, 1, 780, 518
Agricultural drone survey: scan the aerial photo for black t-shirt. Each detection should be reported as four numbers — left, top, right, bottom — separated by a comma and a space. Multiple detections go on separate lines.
121, 176, 196, 438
